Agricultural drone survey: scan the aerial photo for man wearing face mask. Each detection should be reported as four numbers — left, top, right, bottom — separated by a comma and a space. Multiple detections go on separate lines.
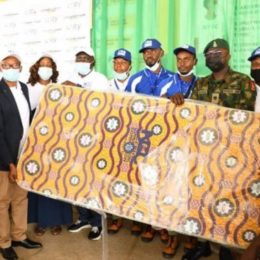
154, 45, 198, 259
125, 39, 174, 242
63, 47, 108, 91
107, 48, 131, 234
155, 45, 197, 100
0, 53, 42, 260
126, 38, 174, 95
176, 39, 256, 260
66, 47, 108, 241
109, 48, 132, 92
248, 47, 260, 112
190, 38, 256, 111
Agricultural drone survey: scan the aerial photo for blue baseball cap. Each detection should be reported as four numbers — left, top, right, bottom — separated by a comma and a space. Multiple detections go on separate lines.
173, 45, 196, 57
248, 47, 260, 61
113, 48, 131, 62
139, 38, 162, 53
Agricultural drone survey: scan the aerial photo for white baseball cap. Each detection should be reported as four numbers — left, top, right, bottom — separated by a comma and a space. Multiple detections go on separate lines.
0, 50, 22, 62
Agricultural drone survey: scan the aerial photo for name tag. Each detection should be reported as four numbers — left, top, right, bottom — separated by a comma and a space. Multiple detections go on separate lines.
198, 89, 208, 95
222, 89, 241, 95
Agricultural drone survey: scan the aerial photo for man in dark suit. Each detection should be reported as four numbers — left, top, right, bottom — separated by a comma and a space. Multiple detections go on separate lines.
0, 53, 42, 260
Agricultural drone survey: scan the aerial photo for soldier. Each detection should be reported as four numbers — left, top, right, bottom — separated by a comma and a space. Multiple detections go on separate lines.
173, 38, 256, 260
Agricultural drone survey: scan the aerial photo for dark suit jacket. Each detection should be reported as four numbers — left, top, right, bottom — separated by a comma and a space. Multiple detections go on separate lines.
0, 78, 31, 171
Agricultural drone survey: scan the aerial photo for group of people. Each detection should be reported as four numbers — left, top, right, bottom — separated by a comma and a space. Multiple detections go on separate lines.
0, 37, 259, 260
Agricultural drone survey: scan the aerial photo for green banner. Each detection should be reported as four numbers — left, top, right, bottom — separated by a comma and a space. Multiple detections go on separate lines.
92, 0, 260, 78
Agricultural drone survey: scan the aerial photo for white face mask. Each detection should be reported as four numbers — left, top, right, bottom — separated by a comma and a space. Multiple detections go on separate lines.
38, 67, 53, 81
75, 62, 91, 76
113, 70, 129, 81
145, 61, 161, 72
177, 68, 194, 77
2, 69, 20, 82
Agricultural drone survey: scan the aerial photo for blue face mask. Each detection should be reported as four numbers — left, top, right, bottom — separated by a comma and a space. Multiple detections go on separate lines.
38, 67, 53, 81
75, 62, 91, 76
2, 69, 20, 82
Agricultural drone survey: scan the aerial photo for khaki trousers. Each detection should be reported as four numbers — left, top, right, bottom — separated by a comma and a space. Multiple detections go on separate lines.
0, 171, 27, 248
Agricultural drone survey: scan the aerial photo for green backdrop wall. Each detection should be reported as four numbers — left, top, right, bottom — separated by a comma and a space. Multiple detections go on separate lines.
92, 0, 260, 78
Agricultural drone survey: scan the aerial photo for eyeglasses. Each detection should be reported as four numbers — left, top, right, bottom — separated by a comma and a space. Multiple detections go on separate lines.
1, 63, 20, 69
205, 50, 224, 57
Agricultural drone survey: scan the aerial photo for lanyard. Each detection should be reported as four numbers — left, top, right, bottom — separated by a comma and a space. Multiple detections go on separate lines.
183, 75, 196, 98
113, 79, 120, 90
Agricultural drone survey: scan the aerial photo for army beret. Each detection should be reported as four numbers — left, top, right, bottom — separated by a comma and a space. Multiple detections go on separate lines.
204, 38, 230, 54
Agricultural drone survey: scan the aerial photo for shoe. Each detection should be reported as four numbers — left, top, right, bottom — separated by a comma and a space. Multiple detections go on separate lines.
181, 241, 211, 260
141, 225, 156, 242
12, 238, 42, 249
88, 226, 102, 240
68, 220, 91, 233
160, 229, 169, 244
219, 246, 234, 260
34, 226, 46, 236
51, 225, 62, 236
0, 247, 18, 260
108, 218, 123, 234
131, 221, 142, 236
183, 236, 197, 251
162, 235, 179, 258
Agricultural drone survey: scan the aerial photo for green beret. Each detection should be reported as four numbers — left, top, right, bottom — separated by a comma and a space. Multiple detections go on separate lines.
204, 38, 230, 54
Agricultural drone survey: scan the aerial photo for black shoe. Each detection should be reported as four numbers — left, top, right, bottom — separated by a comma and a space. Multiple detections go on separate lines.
182, 241, 211, 260
88, 226, 102, 240
67, 220, 91, 233
219, 246, 234, 260
12, 238, 42, 249
0, 246, 18, 260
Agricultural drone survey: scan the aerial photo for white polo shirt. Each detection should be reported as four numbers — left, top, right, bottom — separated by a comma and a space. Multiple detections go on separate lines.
69, 70, 108, 91
108, 77, 130, 92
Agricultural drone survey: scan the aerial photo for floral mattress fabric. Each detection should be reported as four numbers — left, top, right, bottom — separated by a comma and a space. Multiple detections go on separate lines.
17, 84, 260, 248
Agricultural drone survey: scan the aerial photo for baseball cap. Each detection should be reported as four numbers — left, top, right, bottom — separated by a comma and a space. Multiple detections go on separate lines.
173, 45, 196, 56
139, 38, 162, 53
1, 51, 21, 62
113, 48, 131, 62
204, 38, 230, 54
248, 47, 260, 61
75, 47, 95, 57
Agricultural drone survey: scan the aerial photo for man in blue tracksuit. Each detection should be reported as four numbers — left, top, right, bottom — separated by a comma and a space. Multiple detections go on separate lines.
155, 45, 197, 101
126, 38, 174, 242
156, 45, 198, 259
126, 38, 174, 96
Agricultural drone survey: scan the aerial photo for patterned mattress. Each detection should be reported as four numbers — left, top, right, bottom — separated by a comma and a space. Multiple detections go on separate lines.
17, 84, 260, 248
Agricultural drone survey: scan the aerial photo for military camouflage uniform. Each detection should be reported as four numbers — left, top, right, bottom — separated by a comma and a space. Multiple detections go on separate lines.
191, 68, 256, 111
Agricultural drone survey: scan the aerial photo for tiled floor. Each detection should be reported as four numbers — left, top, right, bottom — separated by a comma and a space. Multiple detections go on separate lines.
0, 220, 220, 260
